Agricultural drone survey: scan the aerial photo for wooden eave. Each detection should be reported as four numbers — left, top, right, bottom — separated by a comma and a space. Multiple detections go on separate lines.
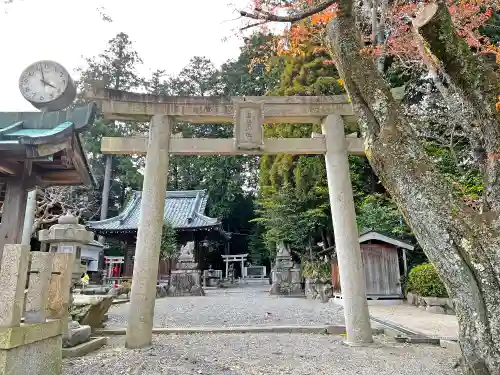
0, 103, 97, 187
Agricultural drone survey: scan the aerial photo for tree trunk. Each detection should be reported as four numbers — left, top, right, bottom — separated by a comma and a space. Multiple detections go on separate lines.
326, 1, 500, 372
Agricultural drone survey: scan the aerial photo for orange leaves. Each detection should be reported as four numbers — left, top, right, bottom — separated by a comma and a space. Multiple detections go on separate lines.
496, 96, 500, 112
310, 10, 337, 25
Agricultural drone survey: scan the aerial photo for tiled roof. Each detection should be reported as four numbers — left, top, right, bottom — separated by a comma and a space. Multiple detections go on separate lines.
86, 190, 220, 233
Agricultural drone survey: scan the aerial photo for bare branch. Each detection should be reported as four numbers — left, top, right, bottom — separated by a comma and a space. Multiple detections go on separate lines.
241, 20, 270, 31
239, 0, 336, 23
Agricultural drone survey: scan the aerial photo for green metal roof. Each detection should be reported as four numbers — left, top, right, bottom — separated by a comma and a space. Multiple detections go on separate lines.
86, 190, 222, 234
0, 103, 97, 187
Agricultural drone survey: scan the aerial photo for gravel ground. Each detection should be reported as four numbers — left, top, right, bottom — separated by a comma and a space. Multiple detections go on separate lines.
63, 334, 460, 375
106, 285, 345, 328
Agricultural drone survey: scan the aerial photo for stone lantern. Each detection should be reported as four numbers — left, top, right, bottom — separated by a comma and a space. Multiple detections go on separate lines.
38, 212, 94, 348
38, 213, 91, 284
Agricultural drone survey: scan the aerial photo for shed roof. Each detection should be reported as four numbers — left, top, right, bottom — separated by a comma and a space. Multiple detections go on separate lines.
86, 190, 224, 235
359, 229, 414, 251
0, 103, 97, 187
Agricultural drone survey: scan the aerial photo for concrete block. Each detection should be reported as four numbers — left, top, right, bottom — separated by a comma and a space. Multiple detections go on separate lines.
0, 335, 62, 375
63, 325, 91, 348
62, 337, 107, 358
426, 305, 446, 314
440, 339, 461, 356
0, 320, 62, 349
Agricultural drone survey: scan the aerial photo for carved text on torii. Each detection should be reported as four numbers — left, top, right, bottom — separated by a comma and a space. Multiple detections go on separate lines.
234, 101, 264, 150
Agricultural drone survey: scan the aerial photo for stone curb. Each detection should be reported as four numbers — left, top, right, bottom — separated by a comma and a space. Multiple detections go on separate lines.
94, 325, 385, 336
62, 337, 107, 358
370, 316, 460, 349
112, 299, 130, 305
439, 339, 461, 356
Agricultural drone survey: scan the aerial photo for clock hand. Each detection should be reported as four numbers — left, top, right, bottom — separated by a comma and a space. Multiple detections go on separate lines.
38, 64, 45, 81
40, 79, 56, 89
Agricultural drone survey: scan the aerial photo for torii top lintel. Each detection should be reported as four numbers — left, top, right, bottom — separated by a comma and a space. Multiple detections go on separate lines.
84, 86, 357, 124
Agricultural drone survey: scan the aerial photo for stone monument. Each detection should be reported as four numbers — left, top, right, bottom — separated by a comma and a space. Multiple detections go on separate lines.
38, 213, 108, 354
270, 242, 302, 296
168, 241, 205, 296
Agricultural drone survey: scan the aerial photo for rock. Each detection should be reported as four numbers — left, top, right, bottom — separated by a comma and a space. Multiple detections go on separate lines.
63, 325, 91, 348
319, 284, 332, 303
423, 297, 449, 306
70, 295, 114, 328
167, 285, 177, 297
426, 305, 446, 314
107, 286, 130, 297
406, 292, 416, 305
190, 285, 205, 296
156, 285, 167, 298
269, 282, 280, 295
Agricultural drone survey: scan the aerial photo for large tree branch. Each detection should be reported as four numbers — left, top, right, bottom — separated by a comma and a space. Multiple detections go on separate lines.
413, 1, 500, 214
239, 0, 336, 23
327, 4, 500, 372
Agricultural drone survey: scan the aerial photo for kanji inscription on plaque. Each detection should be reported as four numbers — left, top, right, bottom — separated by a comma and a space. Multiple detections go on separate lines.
234, 101, 264, 150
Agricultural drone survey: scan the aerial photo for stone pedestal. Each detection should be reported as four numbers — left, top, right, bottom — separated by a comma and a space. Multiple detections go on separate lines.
270, 242, 302, 296
168, 242, 205, 296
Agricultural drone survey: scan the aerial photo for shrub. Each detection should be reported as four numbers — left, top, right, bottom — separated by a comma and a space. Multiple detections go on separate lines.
120, 280, 132, 290
302, 261, 331, 283
406, 263, 447, 297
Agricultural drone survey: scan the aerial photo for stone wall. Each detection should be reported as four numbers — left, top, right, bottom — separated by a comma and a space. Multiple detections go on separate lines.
406, 292, 455, 315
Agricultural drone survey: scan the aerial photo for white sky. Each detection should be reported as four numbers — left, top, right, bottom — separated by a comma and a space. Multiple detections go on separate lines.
0, 0, 252, 111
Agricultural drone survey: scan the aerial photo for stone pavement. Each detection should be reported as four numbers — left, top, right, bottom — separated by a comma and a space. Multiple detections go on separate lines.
369, 304, 459, 339
63, 285, 462, 374
106, 284, 345, 328
63, 334, 459, 375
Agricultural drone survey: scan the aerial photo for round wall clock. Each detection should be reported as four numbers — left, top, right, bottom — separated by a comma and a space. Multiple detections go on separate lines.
18, 60, 77, 111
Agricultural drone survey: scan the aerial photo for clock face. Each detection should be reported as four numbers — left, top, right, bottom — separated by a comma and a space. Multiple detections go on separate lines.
19, 61, 70, 104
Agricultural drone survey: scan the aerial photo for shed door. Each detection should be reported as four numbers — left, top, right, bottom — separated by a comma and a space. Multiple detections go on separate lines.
361, 245, 401, 296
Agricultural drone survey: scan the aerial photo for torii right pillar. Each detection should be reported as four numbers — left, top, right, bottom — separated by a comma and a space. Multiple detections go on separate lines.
322, 114, 373, 344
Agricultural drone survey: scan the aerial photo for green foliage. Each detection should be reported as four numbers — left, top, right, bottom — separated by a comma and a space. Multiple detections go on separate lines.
160, 223, 178, 260
406, 263, 448, 297
78, 32, 145, 215
248, 224, 269, 265
302, 261, 331, 283
255, 42, 382, 260
220, 33, 281, 96
356, 194, 411, 238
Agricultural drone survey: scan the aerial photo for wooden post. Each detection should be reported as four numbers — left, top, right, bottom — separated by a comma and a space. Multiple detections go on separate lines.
322, 114, 373, 344
0, 179, 28, 266
402, 249, 408, 276
125, 115, 172, 349
98, 156, 113, 244
21, 190, 37, 246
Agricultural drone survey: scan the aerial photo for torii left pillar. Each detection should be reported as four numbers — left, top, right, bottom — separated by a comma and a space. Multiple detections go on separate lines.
125, 114, 172, 348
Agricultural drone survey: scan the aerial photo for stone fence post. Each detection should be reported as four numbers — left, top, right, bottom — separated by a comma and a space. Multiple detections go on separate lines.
0, 243, 74, 375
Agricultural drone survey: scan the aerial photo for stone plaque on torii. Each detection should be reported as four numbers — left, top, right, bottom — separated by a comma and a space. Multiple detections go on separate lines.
84, 84, 379, 348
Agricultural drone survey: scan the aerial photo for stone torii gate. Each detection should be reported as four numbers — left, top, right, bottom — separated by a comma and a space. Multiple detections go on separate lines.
85, 87, 373, 348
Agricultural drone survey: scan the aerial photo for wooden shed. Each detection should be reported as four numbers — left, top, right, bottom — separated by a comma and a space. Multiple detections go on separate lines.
331, 230, 414, 300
